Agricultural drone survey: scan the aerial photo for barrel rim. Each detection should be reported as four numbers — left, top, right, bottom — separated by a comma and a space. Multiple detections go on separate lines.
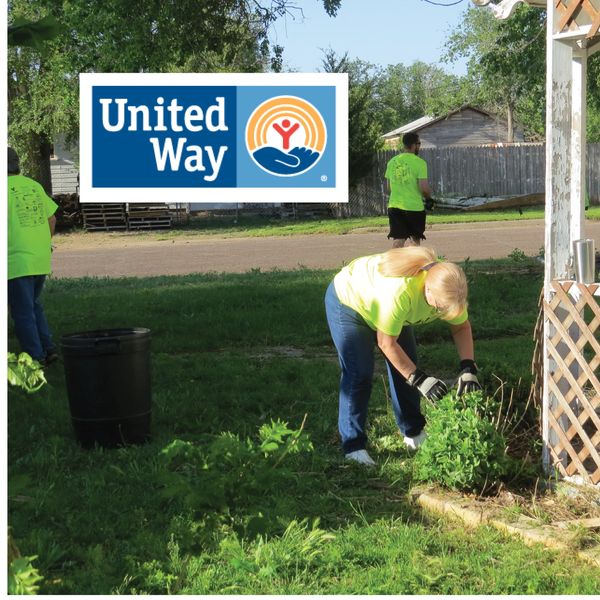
61, 327, 151, 344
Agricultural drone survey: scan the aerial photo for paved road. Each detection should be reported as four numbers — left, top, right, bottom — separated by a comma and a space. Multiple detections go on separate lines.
52, 220, 600, 278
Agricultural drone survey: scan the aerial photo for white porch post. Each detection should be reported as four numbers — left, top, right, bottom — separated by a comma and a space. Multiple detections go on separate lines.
542, 0, 589, 471
570, 48, 587, 245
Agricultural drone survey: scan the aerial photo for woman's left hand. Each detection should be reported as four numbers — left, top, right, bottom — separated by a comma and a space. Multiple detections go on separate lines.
456, 359, 482, 396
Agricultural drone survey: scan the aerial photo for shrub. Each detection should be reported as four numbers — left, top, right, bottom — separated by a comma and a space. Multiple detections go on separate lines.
414, 391, 509, 492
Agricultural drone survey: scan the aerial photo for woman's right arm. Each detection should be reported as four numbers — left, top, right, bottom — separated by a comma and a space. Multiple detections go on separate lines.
376, 330, 416, 379
377, 329, 448, 401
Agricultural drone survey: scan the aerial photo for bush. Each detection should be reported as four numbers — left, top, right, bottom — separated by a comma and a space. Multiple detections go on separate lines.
414, 391, 509, 492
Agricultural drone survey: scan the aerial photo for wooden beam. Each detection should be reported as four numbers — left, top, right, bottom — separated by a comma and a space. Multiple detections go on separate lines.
558, 0, 584, 33
570, 49, 587, 243
582, 1, 600, 37
545, 38, 573, 283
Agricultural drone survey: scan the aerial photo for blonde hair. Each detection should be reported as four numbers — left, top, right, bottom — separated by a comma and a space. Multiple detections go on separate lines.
378, 246, 468, 321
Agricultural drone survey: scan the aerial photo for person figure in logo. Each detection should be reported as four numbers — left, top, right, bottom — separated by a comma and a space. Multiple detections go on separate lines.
7, 147, 59, 366
273, 119, 300, 151
384, 132, 434, 248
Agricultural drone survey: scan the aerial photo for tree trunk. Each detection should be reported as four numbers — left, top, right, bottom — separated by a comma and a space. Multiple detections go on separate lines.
36, 135, 53, 196
22, 133, 53, 196
507, 102, 515, 143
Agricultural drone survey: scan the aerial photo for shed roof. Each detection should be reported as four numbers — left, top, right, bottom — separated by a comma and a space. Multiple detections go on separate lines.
382, 105, 496, 139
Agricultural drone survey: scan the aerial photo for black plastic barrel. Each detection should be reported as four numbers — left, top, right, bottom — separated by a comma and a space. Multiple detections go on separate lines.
61, 328, 152, 448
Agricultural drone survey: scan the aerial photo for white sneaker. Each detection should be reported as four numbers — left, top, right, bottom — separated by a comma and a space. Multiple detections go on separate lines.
403, 430, 427, 450
345, 449, 376, 466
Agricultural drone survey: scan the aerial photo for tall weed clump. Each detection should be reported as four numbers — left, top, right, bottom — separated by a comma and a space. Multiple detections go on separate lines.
414, 391, 509, 492
155, 419, 313, 539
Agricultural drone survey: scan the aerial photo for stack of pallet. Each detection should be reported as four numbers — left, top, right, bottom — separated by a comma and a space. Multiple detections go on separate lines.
127, 204, 172, 230
82, 204, 127, 231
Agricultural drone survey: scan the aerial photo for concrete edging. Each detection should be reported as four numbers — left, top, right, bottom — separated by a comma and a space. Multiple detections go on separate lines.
410, 489, 600, 568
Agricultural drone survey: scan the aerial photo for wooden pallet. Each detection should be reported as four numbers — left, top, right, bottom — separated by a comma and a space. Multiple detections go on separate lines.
544, 281, 600, 485
127, 217, 172, 230
82, 203, 127, 231
126, 204, 172, 230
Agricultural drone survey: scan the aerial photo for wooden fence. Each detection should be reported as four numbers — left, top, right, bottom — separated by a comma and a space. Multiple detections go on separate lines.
333, 143, 600, 218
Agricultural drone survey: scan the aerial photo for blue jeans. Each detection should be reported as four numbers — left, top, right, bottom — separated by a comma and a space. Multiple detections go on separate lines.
325, 281, 425, 453
8, 275, 55, 362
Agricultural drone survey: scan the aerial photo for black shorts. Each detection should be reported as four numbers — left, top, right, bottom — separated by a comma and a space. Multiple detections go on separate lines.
387, 208, 426, 241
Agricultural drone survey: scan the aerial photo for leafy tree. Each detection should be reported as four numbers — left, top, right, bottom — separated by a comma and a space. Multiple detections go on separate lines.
8, 0, 341, 192
321, 50, 383, 187
587, 54, 600, 142
376, 61, 473, 133
8, 14, 62, 49
444, 4, 546, 141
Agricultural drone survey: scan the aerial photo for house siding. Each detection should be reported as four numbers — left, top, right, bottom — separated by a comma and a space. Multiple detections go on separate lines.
386, 108, 525, 148
419, 109, 524, 147
50, 137, 79, 195
51, 158, 79, 195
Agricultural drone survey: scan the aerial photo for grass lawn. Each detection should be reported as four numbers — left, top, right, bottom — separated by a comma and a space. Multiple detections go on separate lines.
8, 258, 600, 594
54, 207, 600, 245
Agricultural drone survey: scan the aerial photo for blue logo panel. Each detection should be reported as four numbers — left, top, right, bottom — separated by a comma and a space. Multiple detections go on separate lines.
237, 86, 336, 188
92, 86, 237, 187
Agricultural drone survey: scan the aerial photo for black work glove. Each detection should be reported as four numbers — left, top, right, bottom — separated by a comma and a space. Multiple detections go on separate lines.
456, 359, 482, 396
425, 197, 435, 211
407, 369, 448, 401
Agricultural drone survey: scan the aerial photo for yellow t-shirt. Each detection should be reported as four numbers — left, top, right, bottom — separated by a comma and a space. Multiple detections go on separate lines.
333, 254, 468, 336
8, 175, 58, 280
385, 152, 428, 211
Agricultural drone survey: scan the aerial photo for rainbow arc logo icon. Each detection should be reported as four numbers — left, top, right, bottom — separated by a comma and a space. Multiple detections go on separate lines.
246, 96, 327, 177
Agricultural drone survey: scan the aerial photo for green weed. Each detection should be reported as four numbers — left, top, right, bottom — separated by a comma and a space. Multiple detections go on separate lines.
8, 556, 43, 595
8, 352, 46, 393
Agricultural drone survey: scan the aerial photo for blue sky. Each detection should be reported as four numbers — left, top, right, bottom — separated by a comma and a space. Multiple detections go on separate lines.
270, 0, 472, 75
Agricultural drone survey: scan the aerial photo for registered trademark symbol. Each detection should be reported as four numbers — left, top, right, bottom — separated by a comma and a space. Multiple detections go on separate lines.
321, 175, 328, 182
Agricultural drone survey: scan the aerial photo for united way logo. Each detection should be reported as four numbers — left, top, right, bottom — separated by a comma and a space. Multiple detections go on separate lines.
246, 96, 327, 177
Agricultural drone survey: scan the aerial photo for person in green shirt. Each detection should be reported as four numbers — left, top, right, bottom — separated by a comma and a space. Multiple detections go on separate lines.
384, 132, 434, 248
324, 245, 481, 466
8, 147, 59, 365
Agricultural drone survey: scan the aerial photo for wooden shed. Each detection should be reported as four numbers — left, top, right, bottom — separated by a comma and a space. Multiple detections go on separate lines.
382, 105, 525, 149
50, 136, 79, 195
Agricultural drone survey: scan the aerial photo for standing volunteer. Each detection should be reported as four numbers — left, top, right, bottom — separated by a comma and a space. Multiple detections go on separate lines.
8, 147, 59, 366
325, 246, 481, 466
384, 132, 434, 248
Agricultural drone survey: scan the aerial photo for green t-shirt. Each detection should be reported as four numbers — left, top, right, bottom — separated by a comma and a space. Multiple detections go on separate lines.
385, 152, 428, 211
333, 253, 468, 336
8, 175, 58, 280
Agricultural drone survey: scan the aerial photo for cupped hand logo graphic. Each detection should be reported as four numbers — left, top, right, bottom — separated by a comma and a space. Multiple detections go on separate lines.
246, 96, 327, 177
252, 146, 320, 175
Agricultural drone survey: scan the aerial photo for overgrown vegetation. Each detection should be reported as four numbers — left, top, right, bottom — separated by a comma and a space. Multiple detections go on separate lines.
8, 260, 600, 594
415, 391, 510, 492
8, 352, 47, 393
8, 555, 44, 595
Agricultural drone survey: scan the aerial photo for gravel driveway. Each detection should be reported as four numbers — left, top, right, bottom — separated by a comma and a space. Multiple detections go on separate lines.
51, 220, 600, 278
